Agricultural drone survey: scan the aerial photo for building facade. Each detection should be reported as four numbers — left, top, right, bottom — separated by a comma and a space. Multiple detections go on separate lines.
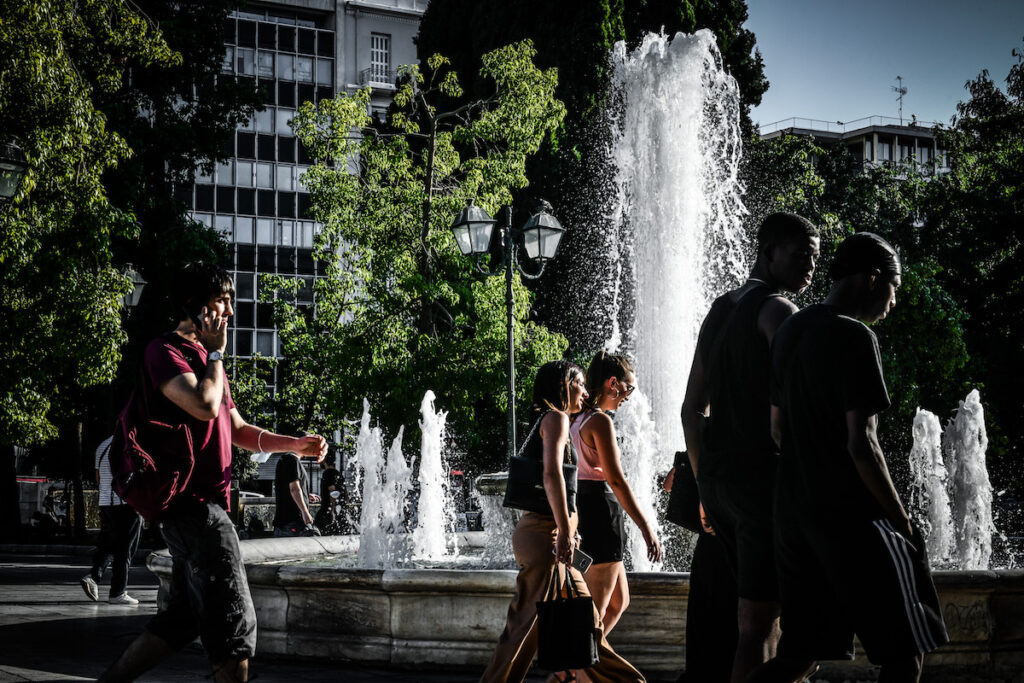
760, 115, 949, 173
182, 0, 426, 362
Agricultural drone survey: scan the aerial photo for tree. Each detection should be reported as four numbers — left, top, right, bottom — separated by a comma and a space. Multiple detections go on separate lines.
415, 0, 769, 351
0, 1, 180, 537
923, 43, 1024, 496
262, 42, 568, 473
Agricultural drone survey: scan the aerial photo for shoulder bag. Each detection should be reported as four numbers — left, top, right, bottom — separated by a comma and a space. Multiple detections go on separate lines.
502, 411, 578, 515
536, 564, 600, 671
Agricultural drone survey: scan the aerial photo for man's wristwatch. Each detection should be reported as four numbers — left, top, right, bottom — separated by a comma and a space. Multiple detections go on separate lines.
207, 350, 224, 363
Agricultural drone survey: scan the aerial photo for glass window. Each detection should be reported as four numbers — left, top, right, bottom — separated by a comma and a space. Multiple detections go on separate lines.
276, 54, 294, 81
277, 165, 294, 191
236, 272, 255, 300
238, 114, 255, 132
301, 221, 314, 248
280, 220, 294, 246
257, 51, 274, 78
222, 47, 234, 73
295, 56, 314, 83
195, 166, 213, 184
192, 212, 212, 227
235, 330, 253, 357
256, 107, 274, 133
256, 331, 275, 357
256, 218, 276, 244
215, 215, 233, 240
296, 166, 309, 192
276, 108, 295, 135
316, 59, 333, 85
236, 216, 254, 243
278, 25, 295, 52
236, 47, 255, 76
370, 33, 391, 83
236, 161, 254, 187
256, 162, 274, 188
216, 161, 233, 185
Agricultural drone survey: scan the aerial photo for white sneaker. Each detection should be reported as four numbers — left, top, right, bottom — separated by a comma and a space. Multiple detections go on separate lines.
108, 593, 139, 605
80, 575, 99, 602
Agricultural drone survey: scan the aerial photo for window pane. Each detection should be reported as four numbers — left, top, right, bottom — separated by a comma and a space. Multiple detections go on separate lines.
276, 165, 294, 191
296, 166, 309, 192
280, 220, 294, 246
257, 162, 274, 188
236, 272, 255, 300
215, 214, 233, 240
276, 54, 294, 80
257, 51, 274, 78
236, 47, 255, 76
256, 331, 275, 357
235, 330, 253, 357
276, 108, 294, 135
238, 114, 255, 132
316, 59, 333, 85
236, 161, 253, 187
222, 47, 234, 73
256, 107, 274, 133
256, 218, 275, 244
216, 161, 233, 185
192, 212, 212, 227
301, 221, 314, 247
236, 216, 254, 243
295, 56, 313, 83
195, 166, 213, 184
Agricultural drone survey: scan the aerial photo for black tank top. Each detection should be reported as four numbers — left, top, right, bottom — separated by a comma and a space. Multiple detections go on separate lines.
698, 282, 782, 480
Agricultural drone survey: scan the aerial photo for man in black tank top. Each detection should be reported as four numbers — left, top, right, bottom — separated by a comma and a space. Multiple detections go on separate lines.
681, 212, 820, 683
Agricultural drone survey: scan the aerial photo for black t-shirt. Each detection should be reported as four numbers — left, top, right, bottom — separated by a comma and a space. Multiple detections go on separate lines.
770, 304, 891, 521
273, 453, 308, 527
697, 282, 782, 480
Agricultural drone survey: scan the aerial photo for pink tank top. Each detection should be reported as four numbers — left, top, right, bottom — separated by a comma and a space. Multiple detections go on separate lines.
570, 410, 605, 481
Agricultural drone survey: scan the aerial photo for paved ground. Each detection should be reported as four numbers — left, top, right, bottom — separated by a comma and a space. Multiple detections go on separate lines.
0, 548, 546, 682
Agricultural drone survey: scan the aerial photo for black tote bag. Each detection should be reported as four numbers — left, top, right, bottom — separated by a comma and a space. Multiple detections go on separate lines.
535, 564, 599, 671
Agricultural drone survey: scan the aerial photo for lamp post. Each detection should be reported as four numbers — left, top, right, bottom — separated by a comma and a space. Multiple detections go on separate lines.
449, 199, 566, 459
0, 142, 28, 202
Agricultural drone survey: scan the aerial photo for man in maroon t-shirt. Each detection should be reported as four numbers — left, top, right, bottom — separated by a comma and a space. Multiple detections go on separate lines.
101, 263, 327, 683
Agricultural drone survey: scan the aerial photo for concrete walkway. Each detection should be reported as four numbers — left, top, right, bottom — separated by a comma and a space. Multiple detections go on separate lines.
0, 549, 545, 682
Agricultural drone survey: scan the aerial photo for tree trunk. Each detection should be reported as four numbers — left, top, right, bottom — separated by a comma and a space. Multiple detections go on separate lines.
0, 444, 21, 542
73, 422, 86, 539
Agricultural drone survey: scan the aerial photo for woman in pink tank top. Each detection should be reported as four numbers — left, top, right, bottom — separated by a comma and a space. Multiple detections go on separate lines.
570, 352, 662, 640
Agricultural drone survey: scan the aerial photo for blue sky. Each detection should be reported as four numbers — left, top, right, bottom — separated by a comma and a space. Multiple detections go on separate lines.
744, 0, 1024, 129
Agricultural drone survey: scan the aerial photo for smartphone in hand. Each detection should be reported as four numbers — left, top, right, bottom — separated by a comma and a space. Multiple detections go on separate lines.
571, 548, 594, 574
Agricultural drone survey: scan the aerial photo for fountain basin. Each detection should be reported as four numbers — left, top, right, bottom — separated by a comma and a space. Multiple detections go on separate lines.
147, 535, 1024, 680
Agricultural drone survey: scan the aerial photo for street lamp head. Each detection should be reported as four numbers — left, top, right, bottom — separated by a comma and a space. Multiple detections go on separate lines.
0, 142, 28, 201
520, 202, 564, 262
450, 199, 496, 256
123, 263, 147, 308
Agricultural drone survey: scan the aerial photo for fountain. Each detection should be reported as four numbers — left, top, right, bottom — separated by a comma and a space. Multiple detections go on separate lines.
146, 32, 1024, 680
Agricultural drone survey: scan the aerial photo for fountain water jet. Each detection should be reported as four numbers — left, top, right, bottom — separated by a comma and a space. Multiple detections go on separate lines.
908, 408, 954, 567
412, 390, 457, 560
605, 30, 748, 569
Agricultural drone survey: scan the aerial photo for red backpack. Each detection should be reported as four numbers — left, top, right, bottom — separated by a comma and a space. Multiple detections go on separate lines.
109, 336, 196, 522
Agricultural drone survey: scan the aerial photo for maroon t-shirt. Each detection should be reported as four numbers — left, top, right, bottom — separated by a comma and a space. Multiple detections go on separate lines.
144, 334, 236, 510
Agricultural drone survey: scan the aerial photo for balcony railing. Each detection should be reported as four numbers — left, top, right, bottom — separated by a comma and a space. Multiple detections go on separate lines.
359, 67, 398, 88
759, 115, 944, 137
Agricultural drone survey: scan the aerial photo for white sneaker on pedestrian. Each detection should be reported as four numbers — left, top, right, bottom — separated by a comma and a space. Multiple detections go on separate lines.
108, 593, 139, 605
80, 575, 99, 602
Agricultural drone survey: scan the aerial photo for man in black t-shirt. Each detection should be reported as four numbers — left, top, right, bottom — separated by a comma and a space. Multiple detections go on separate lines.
273, 452, 320, 536
752, 233, 947, 683
681, 212, 820, 683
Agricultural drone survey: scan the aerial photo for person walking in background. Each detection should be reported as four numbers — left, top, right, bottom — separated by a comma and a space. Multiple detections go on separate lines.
273, 451, 321, 536
99, 262, 328, 683
480, 360, 645, 683
680, 212, 820, 683
570, 351, 661, 636
750, 233, 947, 683
81, 436, 143, 605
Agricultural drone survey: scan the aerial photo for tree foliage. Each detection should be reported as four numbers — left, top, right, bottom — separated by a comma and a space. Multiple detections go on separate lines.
0, 0, 179, 448
263, 42, 568, 473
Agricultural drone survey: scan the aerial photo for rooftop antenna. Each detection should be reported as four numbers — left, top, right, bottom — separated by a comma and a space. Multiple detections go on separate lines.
892, 75, 908, 125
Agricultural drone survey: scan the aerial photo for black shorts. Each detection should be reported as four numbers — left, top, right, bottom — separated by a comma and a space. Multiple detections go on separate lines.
697, 471, 778, 601
148, 497, 257, 662
576, 480, 625, 564
775, 503, 949, 665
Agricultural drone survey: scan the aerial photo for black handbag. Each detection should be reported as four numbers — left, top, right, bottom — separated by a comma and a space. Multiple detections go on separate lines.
665, 450, 701, 533
502, 412, 578, 515
536, 565, 599, 671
